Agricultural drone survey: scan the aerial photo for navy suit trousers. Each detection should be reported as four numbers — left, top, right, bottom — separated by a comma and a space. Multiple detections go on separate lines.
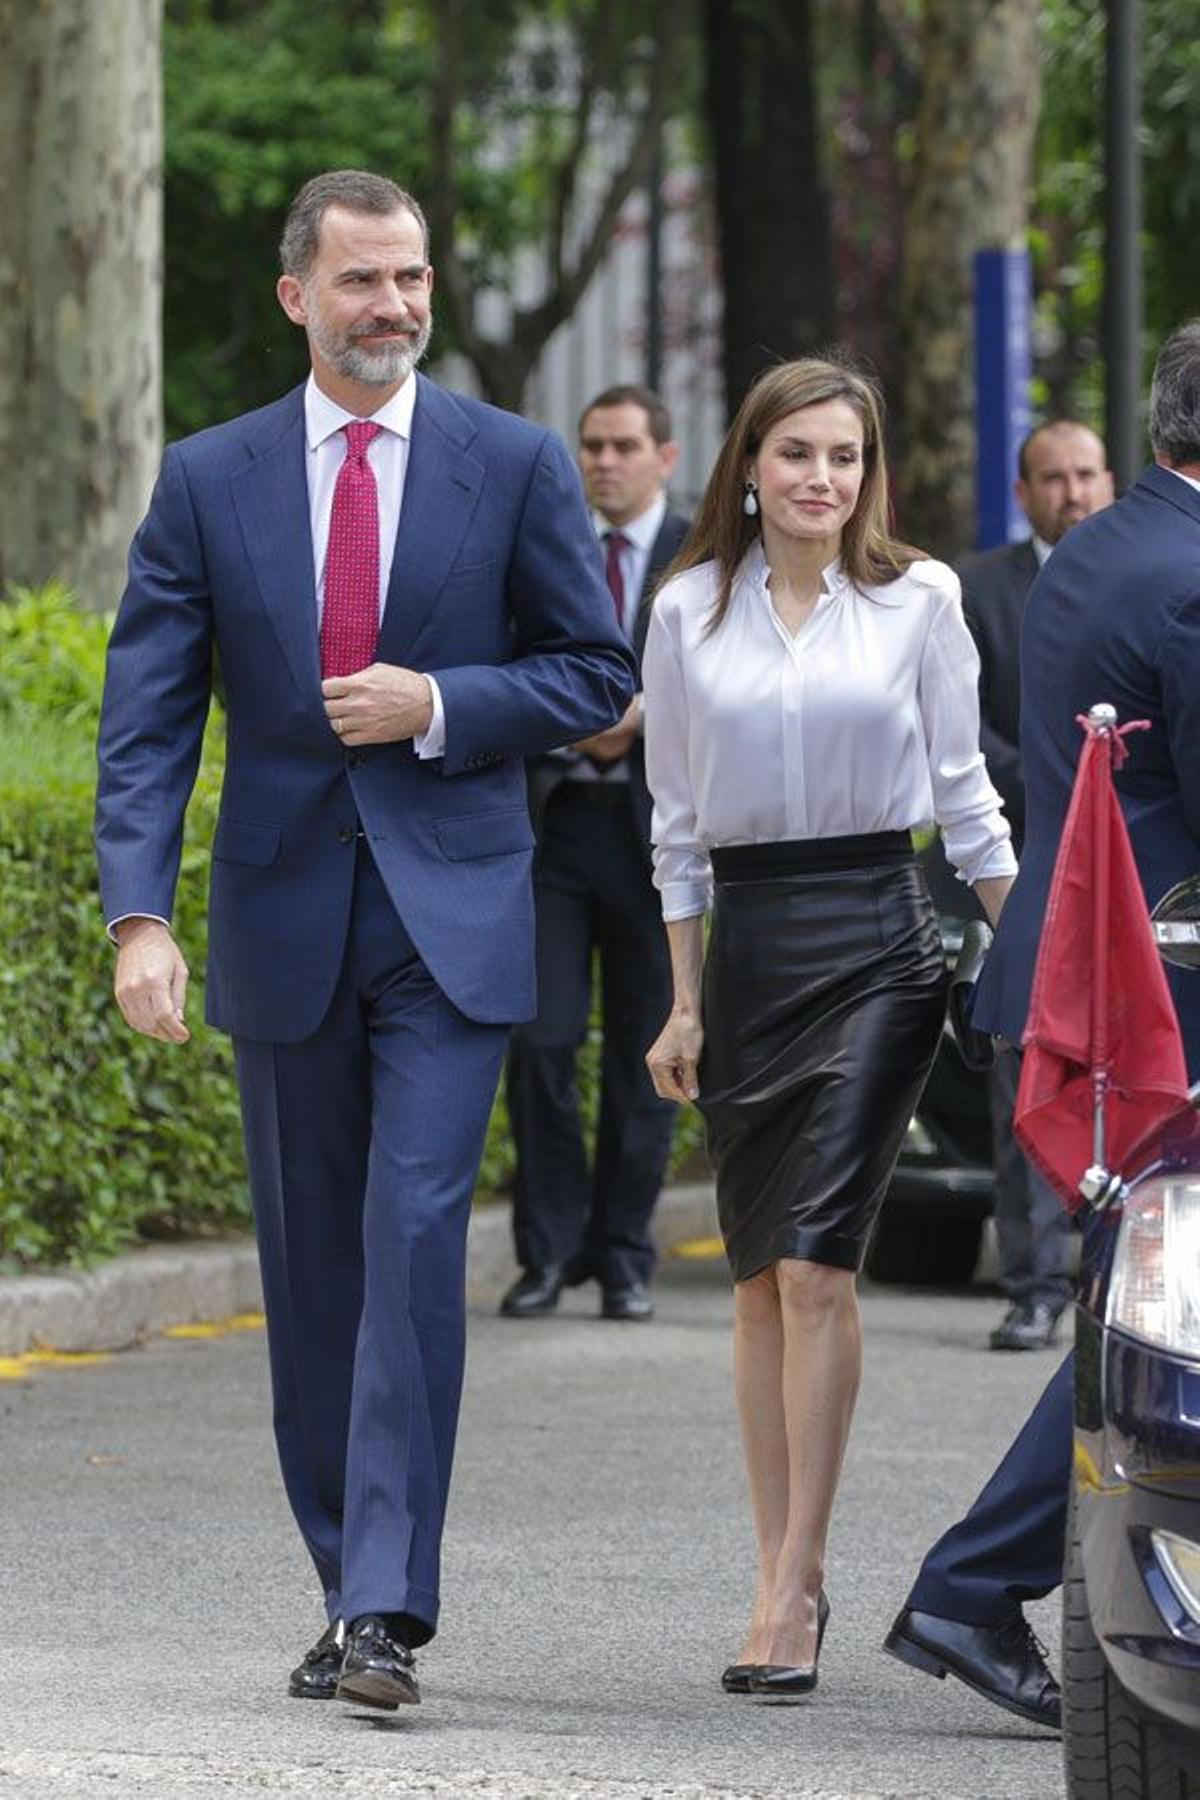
234, 844, 508, 1640
907, 1352, 1074, 1623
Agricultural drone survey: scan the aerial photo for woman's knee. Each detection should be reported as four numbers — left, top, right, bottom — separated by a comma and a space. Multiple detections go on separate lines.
733, 1266, 782, 1329
775, 1256, 855, 1321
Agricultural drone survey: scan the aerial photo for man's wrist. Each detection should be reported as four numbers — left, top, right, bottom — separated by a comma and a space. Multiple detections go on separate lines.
111, 914, 172, 948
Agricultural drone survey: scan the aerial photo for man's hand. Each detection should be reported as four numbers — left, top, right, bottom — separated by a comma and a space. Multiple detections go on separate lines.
322, 664, 434, 745
572, 697, 641, 764
113, 918, 190, 1044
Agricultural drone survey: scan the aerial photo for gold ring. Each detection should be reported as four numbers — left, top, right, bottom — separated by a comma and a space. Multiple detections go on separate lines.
333, 718, 344, 735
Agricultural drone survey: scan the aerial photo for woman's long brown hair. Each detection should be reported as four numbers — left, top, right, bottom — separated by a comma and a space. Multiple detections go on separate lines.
663, 358, 924, 633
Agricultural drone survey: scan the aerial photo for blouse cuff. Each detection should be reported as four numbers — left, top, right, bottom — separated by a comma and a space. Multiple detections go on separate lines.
951, 835, 1018, 886
659, 878, 712, 922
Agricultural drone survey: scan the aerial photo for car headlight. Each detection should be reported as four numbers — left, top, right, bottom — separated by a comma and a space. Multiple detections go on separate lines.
1107, 1178, 1200, 1357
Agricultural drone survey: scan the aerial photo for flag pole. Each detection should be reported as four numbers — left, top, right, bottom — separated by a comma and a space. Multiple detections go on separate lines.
1082, 701, 1117, 1200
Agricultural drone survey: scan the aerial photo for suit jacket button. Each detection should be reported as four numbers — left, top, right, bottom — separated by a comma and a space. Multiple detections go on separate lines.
337, 826, 356, 844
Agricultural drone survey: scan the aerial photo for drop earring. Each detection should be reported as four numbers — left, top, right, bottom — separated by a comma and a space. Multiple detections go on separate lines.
743, 480, 759, 518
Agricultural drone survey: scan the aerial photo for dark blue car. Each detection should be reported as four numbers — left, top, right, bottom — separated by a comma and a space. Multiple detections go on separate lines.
1063, 886, 1200, 1797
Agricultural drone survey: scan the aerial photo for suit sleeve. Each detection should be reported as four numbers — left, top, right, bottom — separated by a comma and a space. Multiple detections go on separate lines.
94, 445, 214, 928
1160, 591, 1200, 841
960, 579, 1024, 834
429, 430, 637, 776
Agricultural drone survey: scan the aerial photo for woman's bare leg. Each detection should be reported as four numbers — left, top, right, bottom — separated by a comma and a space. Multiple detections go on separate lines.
731, 1268, 788, 1662
761, 1258, 862, 1667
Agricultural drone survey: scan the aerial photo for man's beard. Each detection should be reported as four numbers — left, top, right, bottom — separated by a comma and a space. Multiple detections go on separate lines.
310, 309, 433, 387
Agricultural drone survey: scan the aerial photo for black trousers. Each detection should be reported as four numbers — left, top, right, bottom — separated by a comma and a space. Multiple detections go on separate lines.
506, 784, 675, 1289
990, 1046, 1074, 1310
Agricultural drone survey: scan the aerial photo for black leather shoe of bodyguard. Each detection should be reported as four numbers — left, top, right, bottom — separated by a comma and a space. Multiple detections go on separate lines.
288, 1618, 346, 1699
499, 1266, 564, 1318
883, 1606, 1061, 1730
601, 1280, 654, 1322
989, 1301, 1062, 1352
335, 1615, 420, 1710
748, 1591, 830, 1696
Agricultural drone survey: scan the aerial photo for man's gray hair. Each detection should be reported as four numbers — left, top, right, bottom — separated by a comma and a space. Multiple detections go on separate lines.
1149, 320, 1200, 467
279, 171, 429, 278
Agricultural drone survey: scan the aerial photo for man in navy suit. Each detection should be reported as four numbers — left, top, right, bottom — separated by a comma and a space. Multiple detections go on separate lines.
884, 321, 1200, 1729
958, 422, 1112, 1352
95, 170, 635, 1710
501, 386, 689, 1323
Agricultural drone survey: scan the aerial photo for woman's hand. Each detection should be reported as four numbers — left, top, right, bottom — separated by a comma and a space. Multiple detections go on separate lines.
646, 1008, 704, 1104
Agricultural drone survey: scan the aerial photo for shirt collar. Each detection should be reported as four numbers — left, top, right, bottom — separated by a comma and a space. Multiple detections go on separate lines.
741, 537, 849, 598
304, 370, 417, 451
1032, 533, 1054, 566
593, 491, 667, 550
1164, 466, 1200, 496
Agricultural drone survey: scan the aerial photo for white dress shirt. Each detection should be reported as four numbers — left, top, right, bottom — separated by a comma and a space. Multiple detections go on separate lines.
642, 543, 1017, 921
304, 373, 445, 757
592, 492, 668, 637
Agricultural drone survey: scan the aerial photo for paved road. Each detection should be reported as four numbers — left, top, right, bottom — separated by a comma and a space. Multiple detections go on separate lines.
0, 1255, 1067, 1799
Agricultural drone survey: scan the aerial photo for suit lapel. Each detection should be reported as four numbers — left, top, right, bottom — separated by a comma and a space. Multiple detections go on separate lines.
632, 508, 689, 662
376, 376, 484, 665
229, 390, 322, 707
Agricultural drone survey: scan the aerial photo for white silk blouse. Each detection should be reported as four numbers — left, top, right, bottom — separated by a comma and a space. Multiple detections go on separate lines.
642, 542, 1017, 921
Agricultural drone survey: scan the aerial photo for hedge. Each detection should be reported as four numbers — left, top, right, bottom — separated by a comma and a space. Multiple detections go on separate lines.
0, 587, 703, 1268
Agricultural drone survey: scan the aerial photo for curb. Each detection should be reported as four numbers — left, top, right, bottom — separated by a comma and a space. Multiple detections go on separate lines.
0, 1183, 719, 1358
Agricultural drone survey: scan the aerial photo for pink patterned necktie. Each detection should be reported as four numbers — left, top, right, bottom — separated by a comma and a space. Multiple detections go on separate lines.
320, 420, 382, 680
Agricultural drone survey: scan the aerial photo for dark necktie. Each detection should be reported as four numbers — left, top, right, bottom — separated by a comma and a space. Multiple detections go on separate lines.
604, 529, 630, 631
320, 421, 382, 679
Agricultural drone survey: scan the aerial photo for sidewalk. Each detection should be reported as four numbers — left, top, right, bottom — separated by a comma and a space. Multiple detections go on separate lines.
0, 1183, 720, 1356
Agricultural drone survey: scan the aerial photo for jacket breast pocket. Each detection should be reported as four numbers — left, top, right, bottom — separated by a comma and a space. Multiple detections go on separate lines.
433, 808, 534, 861
212, 817, 281, 867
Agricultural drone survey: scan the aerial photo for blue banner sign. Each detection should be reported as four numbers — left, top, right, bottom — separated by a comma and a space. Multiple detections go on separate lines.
974, 248, 1033, 549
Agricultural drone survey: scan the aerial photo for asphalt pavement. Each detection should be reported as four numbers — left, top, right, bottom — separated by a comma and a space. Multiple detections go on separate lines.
0, 1253, 1067, 1800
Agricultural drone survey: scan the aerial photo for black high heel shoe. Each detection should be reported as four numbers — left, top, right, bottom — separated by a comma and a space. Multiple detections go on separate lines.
720, 1661, 760, 1694
748, 1590, 830, 1696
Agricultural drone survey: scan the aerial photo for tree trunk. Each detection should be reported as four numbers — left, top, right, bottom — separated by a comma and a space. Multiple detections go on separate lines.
896, 0, 1040, 561
0, 0, 162, 608
704, 0, 835, 419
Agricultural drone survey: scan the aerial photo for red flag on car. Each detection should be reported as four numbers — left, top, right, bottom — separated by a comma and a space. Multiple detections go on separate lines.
1014, 710, 1189, 1210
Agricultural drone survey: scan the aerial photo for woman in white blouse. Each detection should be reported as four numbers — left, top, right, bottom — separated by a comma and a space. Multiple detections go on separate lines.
642, 359, 1015, 1697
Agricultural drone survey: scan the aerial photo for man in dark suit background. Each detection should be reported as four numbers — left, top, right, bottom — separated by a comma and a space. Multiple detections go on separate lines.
95, 171, 634, 1711
958, 422, 1113, 1351
501, 386, 690, 1322
885, 322, 1200, 1730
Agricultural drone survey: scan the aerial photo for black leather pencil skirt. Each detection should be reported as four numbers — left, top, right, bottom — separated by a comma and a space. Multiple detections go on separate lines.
699, 833, 949, 1282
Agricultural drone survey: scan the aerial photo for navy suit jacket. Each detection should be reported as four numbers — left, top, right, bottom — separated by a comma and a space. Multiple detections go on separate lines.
973, 465, 1200, 1072
958, 537, 1040, 851
95, 376, 637, 1040
525, 504, 690, 851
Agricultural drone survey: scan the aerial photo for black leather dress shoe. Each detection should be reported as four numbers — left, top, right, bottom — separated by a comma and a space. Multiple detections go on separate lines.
883, 1605, 1061, 1729
748, 1590, 830, 1695
601, 1280, 654, 1321
499, 1266, 564, 1318
288, 1618, 345, 1699
335, 1615, 420, 1710
989, 1301, 1062, 1351
720, 1661, 760, 1694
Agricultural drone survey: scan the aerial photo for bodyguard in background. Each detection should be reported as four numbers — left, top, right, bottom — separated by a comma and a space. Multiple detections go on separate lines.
958, 421, 1113, 1351
501, 386, 689, 1322
886, 322, 1200, 1732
